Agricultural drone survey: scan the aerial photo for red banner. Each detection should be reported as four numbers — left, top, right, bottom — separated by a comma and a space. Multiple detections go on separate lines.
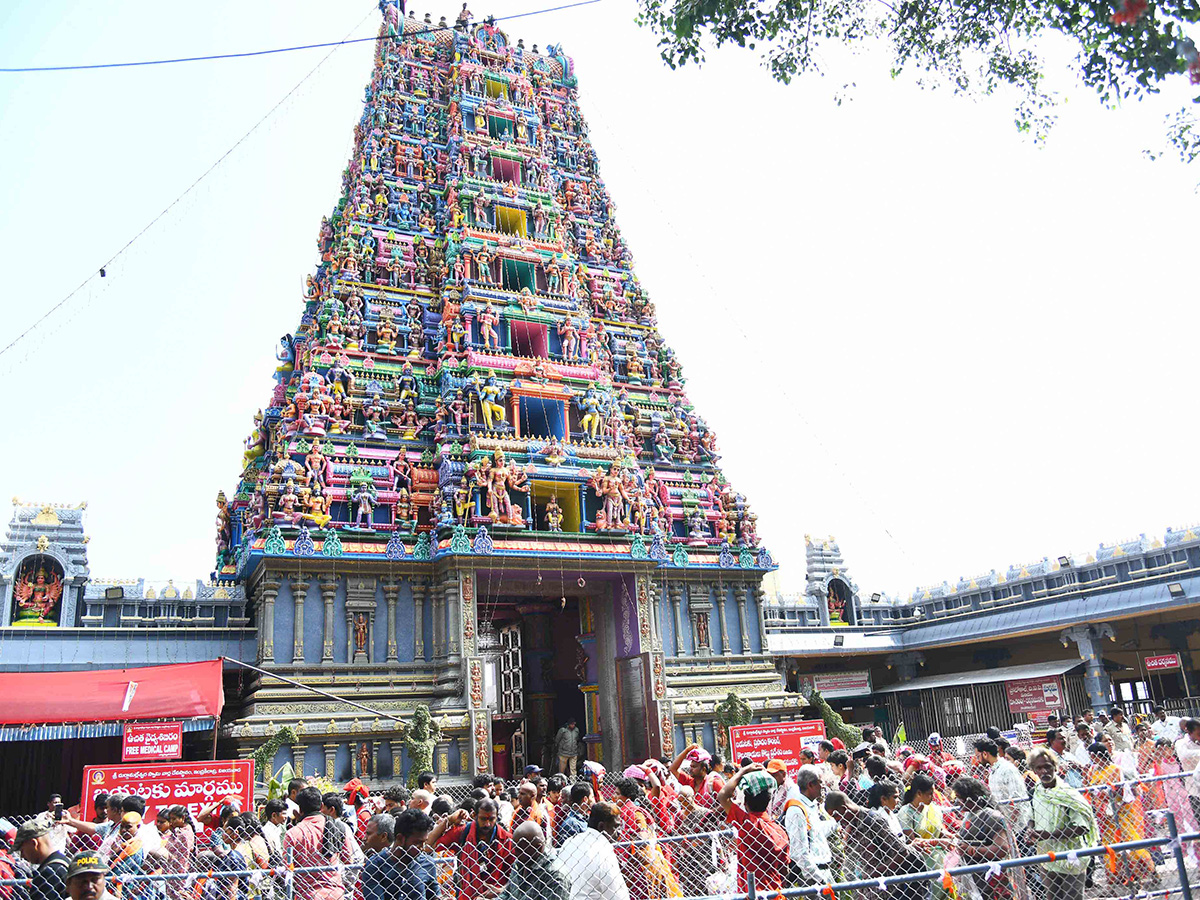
729, 720, 827, 776
81, 760, 253, 823
0, 660, 223, 725
122, 723, 183, 762
1146, 653, 1182, 672
1006, 676, 1064, 713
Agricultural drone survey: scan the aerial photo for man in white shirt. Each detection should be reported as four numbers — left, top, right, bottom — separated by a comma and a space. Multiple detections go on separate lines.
558, 801, 629, 900
1174, 718, 1200, 824
260, 799, 288, 858
1070, 723, 1094, 768
285, 778, 306, 823
784, 766, 836, 885
1151, 706, 1182, 742
976, 739, 1030, 829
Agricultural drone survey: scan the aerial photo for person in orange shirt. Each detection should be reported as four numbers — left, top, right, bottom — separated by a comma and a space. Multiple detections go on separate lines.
509, 783, 545, 833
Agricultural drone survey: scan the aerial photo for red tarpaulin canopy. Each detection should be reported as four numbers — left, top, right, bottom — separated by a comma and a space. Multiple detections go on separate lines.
0, 660, 224, 725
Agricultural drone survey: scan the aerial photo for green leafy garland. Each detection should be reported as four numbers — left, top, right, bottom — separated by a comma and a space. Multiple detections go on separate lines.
251, 726, 299, 781
804, 690, 862, 748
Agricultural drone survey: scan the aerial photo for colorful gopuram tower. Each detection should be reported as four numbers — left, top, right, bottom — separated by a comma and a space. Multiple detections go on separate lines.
220, 4, 799, 784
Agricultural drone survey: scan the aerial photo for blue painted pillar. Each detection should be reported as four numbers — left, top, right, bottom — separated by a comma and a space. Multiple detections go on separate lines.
1061, 623, 1115, 713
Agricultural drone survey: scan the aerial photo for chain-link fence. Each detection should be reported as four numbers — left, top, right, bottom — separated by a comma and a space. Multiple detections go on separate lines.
7, 810, 1200, 900
10, 726, 1200, 900
9, 766, 1200, 900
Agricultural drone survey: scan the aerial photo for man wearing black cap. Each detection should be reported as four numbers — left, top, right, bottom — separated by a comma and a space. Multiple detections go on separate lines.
64, 851, 109, 900
15, 821, 68, 900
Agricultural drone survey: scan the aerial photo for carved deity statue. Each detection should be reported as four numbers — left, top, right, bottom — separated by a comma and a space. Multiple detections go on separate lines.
12, 558, 64, 625
545, 494, 564, 532
472, 449, 530, 526
575, 385, 605, 441
827, 584, 846, 624
354, 614, 368, 652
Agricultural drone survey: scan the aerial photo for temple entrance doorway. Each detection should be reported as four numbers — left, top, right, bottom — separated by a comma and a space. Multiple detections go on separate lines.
481, 590, 598, 779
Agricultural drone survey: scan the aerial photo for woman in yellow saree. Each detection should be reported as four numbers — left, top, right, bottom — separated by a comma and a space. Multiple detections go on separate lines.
1087, 741, 1157, 887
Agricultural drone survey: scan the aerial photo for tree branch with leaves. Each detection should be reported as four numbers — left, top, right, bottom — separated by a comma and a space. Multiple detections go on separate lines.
636, 0, 1200, 149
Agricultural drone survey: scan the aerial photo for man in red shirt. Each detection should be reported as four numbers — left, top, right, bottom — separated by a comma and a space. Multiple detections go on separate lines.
429, 800, 512, 900
716, 763, 790, 894
669, 743, 725, 808
345, 780, 372, 843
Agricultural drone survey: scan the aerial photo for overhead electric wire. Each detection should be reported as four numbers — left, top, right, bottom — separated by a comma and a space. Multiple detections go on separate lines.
224, 656, 406, 723
0, 8, 376, 363
0, 0, 602, 364
1, 33, 392, 73
0, 0, 602, 73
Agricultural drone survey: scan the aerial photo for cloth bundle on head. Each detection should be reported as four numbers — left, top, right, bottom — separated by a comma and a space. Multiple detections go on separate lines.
344, 778, 369, 801
741, 770, 776, 797
0, 818, 16, 847
623, 765, 648, 781
642, 758, 668, 778
904, 754, 947, 787
942, 759, 964, 785
831, 738, 846, 750
685, 747, 712, 764
582, 759, 607, 798
928, 732, 942, 746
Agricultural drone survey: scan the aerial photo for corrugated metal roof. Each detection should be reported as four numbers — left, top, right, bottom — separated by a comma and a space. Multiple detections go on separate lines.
872, 658, 1083, 693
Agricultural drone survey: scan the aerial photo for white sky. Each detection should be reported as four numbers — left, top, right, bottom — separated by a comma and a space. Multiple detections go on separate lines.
0, 0, 1197, 598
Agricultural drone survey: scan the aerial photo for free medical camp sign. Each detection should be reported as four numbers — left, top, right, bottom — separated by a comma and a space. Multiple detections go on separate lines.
122, 722, 183, 761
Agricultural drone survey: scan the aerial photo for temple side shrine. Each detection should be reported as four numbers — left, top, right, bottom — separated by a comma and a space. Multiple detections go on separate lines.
219, 4, 789, 784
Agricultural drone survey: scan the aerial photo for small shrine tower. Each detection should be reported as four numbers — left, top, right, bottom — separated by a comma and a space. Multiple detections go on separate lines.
805, 535, 862, 626
0, 500, 90, 628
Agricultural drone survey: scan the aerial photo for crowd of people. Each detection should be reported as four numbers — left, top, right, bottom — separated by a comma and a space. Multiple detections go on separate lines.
3, 705, 1200, 900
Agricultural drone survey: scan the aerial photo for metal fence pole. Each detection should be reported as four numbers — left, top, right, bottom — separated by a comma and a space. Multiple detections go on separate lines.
748, 871, 757, 900
286, 846, 295, 900
1165, 811, 1194, 900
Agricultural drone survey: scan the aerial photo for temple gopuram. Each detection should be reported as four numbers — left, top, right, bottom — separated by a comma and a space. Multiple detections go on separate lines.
216, 3, 788, 785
